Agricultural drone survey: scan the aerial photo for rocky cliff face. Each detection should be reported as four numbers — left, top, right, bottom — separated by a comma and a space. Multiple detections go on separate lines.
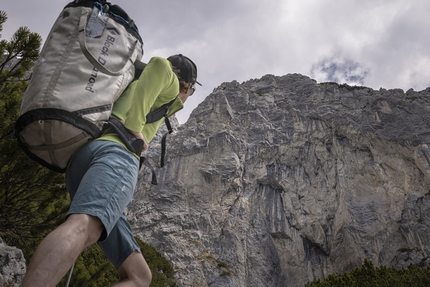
129, 74, 430, 287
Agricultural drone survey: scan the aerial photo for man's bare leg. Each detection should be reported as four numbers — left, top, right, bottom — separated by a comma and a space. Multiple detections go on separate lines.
111, 251, 152, 287
20, 214, 103, 287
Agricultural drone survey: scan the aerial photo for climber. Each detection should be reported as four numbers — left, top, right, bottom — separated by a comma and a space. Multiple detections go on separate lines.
20, 54, 201, 287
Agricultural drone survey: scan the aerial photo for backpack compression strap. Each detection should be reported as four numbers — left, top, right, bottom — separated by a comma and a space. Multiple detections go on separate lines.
145, 98, 177, 168
140, 157, 158, 185
160, 117, 173, 167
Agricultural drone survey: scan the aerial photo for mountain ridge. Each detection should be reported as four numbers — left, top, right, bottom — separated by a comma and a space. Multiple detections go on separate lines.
130, 73, 430, 286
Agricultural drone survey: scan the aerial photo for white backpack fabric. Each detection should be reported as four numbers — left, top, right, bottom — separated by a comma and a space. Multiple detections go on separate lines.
15, 0, 144, 172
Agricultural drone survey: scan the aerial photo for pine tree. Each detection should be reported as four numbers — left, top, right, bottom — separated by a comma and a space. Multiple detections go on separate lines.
0, 10, 69, 259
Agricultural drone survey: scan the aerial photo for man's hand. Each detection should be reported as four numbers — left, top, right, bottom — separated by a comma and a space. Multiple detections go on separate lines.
120, 119, 149, 153
129, 130, 148, 153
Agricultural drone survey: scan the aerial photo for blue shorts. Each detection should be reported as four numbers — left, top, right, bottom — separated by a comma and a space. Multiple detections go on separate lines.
66, 140, 141, 269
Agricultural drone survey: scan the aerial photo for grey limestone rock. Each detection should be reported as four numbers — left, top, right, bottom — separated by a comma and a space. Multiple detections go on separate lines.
0, 237, 26, 287
129, 74, 430, 286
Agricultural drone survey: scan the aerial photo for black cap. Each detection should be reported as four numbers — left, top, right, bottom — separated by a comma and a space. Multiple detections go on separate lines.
167, 54, 202, 86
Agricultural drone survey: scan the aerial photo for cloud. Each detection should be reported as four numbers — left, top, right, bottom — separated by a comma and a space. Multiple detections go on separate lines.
361, 0, 430, 90
272, 0, 430, 91
311, 57, 369, 86
2, 0, 430, 123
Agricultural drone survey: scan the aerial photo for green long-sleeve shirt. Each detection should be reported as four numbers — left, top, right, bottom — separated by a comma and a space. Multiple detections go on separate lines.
98, 56, 183, 153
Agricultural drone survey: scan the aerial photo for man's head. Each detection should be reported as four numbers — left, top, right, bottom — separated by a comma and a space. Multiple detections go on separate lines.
167, 54, 201, 86
168, 54, 201, 103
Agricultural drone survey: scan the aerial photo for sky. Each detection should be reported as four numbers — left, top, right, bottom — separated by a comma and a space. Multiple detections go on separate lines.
2, 0, 430, 123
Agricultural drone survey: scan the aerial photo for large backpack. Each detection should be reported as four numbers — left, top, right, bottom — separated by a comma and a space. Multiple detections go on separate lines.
14, 0, 144, 173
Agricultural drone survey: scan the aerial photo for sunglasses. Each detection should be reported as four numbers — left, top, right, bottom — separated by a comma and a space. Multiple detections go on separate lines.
189, 85, 196, 96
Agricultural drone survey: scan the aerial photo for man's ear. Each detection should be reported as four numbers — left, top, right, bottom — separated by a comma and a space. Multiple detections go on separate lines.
182, 84, 191, 95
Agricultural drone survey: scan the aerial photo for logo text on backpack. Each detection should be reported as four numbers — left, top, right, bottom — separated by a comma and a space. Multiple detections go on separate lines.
85, 67, 99, 93
98, 35, 115, 65
106, 27, 120, 36
85, 35, 116, 93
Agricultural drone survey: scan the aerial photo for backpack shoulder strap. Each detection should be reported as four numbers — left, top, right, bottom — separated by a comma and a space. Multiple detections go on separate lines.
145, 98, 176, 123
133, 60, 146, 81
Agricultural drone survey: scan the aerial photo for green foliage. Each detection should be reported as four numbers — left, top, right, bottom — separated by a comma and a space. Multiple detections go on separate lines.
57, 237, 177, 287
0, 12, 41, 82
306, 259, 430, 287
57, 245, 118, 287
0, 11, 7, 33
136, 237, 178, 287
0, 10, 69, 259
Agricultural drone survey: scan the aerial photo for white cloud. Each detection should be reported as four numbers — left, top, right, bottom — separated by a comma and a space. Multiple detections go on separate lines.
2, 0, 430, 123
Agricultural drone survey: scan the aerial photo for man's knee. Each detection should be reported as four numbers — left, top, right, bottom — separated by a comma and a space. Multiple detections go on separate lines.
118, 251, 152, 287
66, 214, 104, 246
